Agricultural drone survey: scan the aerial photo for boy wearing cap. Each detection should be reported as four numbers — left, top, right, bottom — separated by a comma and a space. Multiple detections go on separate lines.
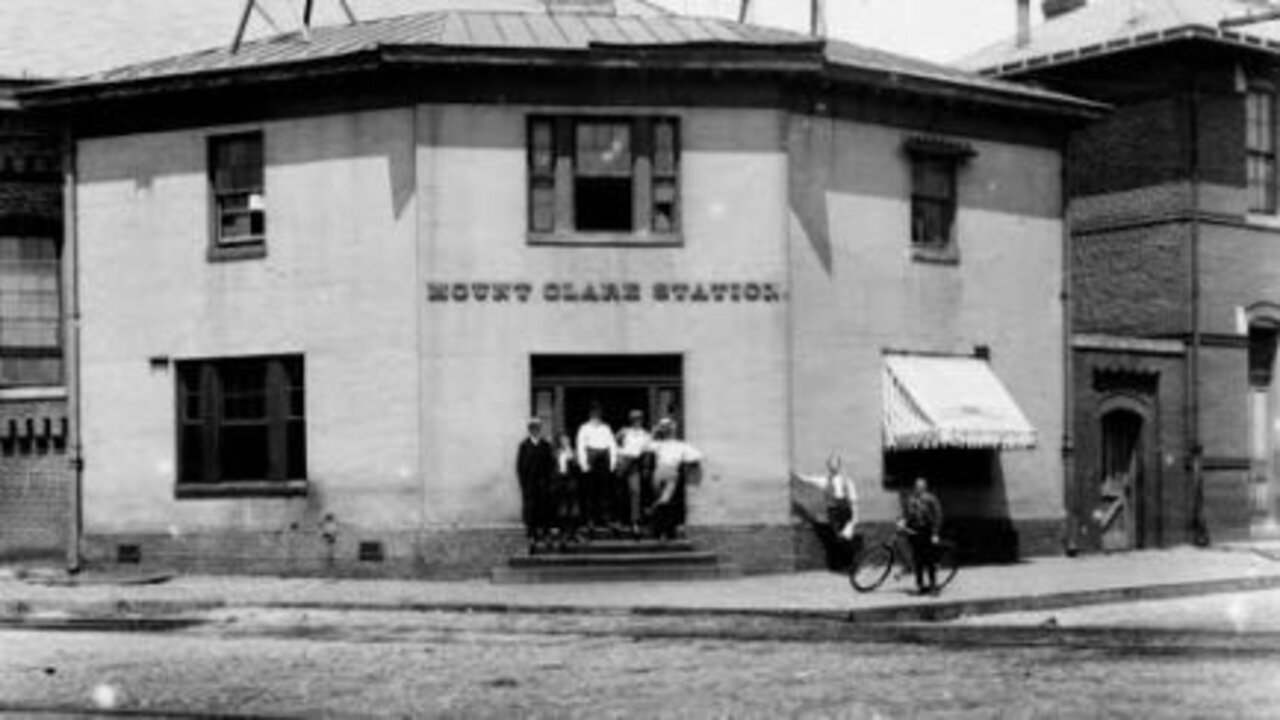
515, 417, 555, 551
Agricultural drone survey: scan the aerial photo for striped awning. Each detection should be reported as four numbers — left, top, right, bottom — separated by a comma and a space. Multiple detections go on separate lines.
883, 354, 1037, 451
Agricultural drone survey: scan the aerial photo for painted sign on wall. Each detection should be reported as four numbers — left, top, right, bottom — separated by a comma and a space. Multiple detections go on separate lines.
427, 282, 785, 304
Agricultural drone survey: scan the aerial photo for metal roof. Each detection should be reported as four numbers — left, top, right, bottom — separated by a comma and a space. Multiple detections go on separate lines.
76, 10, 809, 88
963, 0, 1280, 76
22, 4, 1096, 115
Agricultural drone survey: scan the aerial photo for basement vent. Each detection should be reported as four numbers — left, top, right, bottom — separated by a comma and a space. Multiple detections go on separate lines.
116, 544, 142, 565
358, 541, 384, 563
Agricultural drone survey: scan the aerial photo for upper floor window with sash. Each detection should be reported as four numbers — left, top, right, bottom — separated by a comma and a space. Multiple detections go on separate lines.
1247, 86, 1277, 215
528, 116, 680, 244
208, 132, 266, 259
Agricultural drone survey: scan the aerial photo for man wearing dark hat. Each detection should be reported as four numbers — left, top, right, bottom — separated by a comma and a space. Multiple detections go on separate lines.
515, 417, 555, 552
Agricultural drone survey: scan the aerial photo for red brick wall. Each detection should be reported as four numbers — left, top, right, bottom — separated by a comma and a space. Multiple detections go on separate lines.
1072, 223, 1191, 337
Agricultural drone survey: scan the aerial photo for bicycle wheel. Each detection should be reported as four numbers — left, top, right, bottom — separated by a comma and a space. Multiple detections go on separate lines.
849, 543, 893, 592
935, 541, 960, 590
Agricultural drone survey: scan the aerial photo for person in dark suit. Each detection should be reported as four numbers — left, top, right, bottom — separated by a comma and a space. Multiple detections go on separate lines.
516, 417, 555, 552
902, 476, 944, 595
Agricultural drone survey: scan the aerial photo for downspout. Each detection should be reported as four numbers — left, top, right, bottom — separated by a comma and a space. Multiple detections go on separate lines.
1060, 130, 1078, 556
1188, 76, 1207, 546
62, 127, 82, 573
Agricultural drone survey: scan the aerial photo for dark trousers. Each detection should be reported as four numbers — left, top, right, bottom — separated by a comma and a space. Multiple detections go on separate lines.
584, 449, 612, 526
909, 532, 938, 591
551, 472, 579, 534
520, 480, 548, 539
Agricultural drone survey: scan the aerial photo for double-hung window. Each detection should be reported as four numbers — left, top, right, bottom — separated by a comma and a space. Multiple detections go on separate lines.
0, 234, 61, 387
528, 116, 680, 243
176, 355, 306, 496
905, 136, 973, 262
208, 132, 266, 259
1247, 86, 1277, 215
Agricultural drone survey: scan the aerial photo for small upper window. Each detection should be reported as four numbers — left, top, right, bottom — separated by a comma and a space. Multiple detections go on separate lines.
528, 116, 680, 243
905, 136, 973, 262
911, 155, 957, 249
208, 132, 265, 258
1247, 87, 1277, 215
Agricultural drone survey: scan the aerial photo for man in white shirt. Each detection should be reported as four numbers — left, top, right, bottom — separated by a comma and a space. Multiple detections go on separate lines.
576, 404, 617, 531
794, 454, 860, 568
615, 409, 654, 533
646, 418, 703, 540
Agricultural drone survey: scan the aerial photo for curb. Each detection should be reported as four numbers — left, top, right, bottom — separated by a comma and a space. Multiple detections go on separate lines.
2, 572, 1280, 628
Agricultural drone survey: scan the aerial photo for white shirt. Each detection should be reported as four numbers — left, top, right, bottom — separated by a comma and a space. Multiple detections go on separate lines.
576, 419, 617, 471
652, 438, 702, 480
617, 427, 653, 458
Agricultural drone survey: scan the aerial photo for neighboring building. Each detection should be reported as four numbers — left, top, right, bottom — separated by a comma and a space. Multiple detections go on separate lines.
966, 0, 1280, 551
24, 1, 1096, 577
0, 78, 68, 562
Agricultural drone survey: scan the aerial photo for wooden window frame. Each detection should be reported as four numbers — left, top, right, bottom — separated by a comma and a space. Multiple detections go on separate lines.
527, 116, 682, 246
1247, 85, 1277, 215
175, 354, 307, 498
208, 131, 267, 262
904, 137, 973, 265
0, 234, 63, 388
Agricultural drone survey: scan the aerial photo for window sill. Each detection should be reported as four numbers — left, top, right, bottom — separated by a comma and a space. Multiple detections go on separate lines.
208, 241, 267, 263
911, 243, 960, 265
175, 480, 308, 499
528, 231, 683, 248
0, 386, 67, 401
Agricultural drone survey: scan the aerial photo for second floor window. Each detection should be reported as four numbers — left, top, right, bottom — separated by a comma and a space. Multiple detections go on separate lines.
910, 154, 958, 249
1247, 87, 1277, 214
0, 234, 61, 388
528, 116, 680, 242
209, 132, 265, 256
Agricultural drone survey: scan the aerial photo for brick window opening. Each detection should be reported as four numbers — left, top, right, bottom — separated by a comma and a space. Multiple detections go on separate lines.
1248, 87, 1277, 215
176, 355, 306, 497
0, 235, 62, 387
528, 116, 680, 243
116, 544, 142, 564
209, 132, 265, 259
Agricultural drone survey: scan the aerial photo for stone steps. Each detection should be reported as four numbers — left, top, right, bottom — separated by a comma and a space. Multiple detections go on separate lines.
490, 541, 739, 584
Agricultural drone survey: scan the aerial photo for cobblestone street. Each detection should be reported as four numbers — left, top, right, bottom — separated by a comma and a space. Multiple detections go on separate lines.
3, 607, 1279, 718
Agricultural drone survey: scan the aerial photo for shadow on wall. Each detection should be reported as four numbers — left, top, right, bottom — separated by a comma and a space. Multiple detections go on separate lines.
787, 115, 834, 275
884, 449, 1020, 564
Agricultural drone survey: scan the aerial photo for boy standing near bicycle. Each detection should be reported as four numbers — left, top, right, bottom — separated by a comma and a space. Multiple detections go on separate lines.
903, 477, 944, 595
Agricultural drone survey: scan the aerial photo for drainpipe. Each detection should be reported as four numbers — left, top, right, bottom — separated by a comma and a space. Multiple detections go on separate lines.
1060, 131, 1078, 556
62, 127, 82, 573
1188, 76, 1207, 546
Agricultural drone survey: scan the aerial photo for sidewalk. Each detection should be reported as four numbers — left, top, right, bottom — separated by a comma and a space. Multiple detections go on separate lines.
2, 545, 1279, 625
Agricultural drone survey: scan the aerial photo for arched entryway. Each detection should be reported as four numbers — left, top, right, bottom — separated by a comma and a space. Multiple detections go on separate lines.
1099, 407, 1145, 550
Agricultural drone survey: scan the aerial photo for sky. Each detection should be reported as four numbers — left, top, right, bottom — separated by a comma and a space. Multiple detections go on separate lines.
0, 0, 1041, 79
656, 0, 1043, 62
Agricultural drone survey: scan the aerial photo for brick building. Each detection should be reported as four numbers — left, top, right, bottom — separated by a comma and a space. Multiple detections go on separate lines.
0, 78, 69, 563
24, 0, 1096, 577
967, 0, 1280, 551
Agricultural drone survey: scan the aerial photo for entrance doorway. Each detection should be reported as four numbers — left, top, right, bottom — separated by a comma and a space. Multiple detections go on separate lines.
1099, 409, 1145, 550
531, 355, 683, 441
1249, 323, 1278, 524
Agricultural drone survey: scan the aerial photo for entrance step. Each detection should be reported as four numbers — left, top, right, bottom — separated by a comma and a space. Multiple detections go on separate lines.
491, 544, 740, 584
552, 539, 696, 555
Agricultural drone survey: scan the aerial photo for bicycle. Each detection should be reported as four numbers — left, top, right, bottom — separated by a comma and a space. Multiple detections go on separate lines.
848, 524, 959, 593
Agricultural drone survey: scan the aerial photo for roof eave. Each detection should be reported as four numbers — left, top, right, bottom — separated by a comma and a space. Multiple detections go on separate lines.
821, 61, 1107, 121
978, 24, 1280, 79
20, 44, 826, 109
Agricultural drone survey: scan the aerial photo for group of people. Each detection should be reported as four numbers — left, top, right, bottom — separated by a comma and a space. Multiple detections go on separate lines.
808, 456, 946, 596
516, 405, 703, 552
